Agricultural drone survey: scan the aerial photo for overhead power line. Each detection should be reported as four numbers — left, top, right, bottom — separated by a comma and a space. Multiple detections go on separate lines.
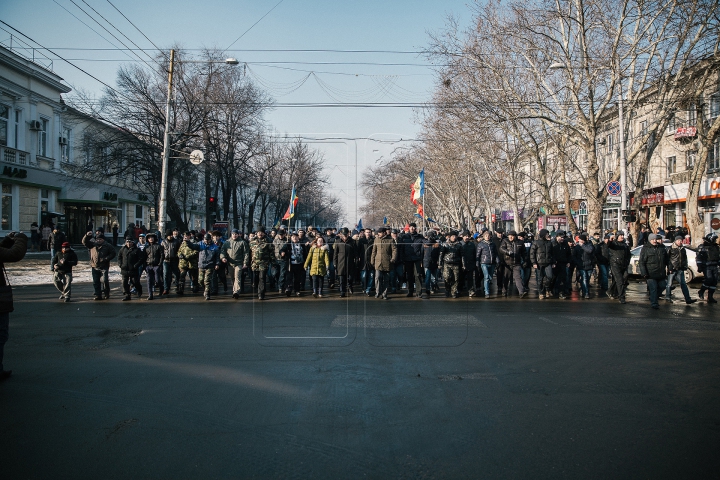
224, 0, 286, 52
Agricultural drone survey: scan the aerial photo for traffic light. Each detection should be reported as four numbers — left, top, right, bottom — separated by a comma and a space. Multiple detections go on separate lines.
208, 196, 217, 209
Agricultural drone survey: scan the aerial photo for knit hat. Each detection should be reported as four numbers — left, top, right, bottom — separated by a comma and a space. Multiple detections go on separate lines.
61, 242, 71, 247
579, 234, 588, 242
539, 229, 549, 238
675, 235, 684, 241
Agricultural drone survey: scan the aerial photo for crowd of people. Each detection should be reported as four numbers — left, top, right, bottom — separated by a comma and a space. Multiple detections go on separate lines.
47, 222, 720, 309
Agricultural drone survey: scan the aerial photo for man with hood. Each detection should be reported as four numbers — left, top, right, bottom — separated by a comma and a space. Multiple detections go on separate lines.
82, 231, 116, 300
440, 230, 464, 298
52, 241, 78, 302
143, 232, 165, 300
250, 227, 275, 300
117, 237, 145, 301
530, 229, 555, 299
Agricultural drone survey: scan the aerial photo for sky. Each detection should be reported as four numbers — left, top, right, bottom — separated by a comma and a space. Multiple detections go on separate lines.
2, 0, 473, 225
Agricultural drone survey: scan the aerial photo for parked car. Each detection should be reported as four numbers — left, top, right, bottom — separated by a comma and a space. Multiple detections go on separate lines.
628, 242, 703, 282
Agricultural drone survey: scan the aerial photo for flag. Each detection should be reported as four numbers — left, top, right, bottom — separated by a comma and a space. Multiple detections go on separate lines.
356, 218, 363, 230
273, 218, 281, 228
416, 204, 424, 218
383, 217, 387, 225
282, 186, 298, 220
410, 169, 425, 206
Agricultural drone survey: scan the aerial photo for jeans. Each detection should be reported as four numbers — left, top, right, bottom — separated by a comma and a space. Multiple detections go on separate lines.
163, 260, 181, 293
578, 269, 592, 296
598, 264, 609, 290
647, 278, 667, 307
534, 265, 554, 295
312, 275, 325, 295
91, 267, 110, 298
424, 267, 439, 293
53, 271, 73, 298
480, 264, 495, 296
0, 312, 8, 371
361, 269, 374, 294
122, 273, 141, 296
404, 260, 423, 294
277, 260, 289, 292
389, 263, 404, 292
666, 270, 690, 301
610, 264, 629, 300
146, 265, 162, 295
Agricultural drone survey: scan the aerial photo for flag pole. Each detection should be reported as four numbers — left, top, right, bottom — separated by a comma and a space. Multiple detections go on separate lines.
422, 168, 426, 236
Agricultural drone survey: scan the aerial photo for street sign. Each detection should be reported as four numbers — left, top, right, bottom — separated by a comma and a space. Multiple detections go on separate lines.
189, 150, 204, 165
606, 196, 621, 204
607, 181, 621, 196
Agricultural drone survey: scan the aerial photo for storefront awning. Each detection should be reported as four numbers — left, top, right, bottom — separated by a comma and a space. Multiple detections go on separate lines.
58, 198, 120, 207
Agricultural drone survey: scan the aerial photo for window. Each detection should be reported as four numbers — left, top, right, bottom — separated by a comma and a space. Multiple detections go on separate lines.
667, 156, 677, 176
711, 93, 720, 119
640, 120, 648, 137
14, 110, 20, 149
0, 105, 8, 147
607, 133, 614, 154
686, 150, 697, 169
40, 189, 49, 223
710, 139, 720, 172
38, 117, 48, 157
667, 113, 676, 133
61, 127, 71, 163
688, 103, 697, 127
135, 205, 144, 227
1, 184, 13, 231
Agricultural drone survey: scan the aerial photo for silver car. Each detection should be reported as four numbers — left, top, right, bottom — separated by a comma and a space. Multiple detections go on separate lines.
628, 242, 703, 282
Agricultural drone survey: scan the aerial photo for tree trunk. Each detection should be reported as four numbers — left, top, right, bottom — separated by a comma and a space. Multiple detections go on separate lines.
687, 108, 720, 246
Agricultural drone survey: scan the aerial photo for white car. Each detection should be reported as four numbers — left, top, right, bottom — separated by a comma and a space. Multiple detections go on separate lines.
628, 242, 703, 282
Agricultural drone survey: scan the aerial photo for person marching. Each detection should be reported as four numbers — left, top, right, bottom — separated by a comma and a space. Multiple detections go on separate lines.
460, 230, 478, 297
439, 230, 463, 298
422, 230, 441, 298
402, 223, 425, 298
499, 230, 527, 297
476, 230, 498, 298
161, 232, 182, 296
608, 231, 631, 304
143, 233, 165, 300
639, 233, 670, 309
665, 235, 698, 305
333, 227, 356, 297
371, 227, 397, 299
305, 236, 331, 298
81, 231, 116, 301
573, 234, 596, 299
696, 233, 719, 304
250, 227, 275, 300
288, 232, 306, 296
117, 237, 145, 301
530, 229, 555, 299
198, 232, 220, 301
550, 231, 572, 299
178, 232, 200, 295
52, 241, 78, 302
220, 229, 251, 299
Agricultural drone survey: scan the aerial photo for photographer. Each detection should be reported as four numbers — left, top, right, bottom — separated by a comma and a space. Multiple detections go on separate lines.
0, 231, 28, 382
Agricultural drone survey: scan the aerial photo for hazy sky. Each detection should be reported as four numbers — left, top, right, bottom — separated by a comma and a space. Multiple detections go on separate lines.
2, 0, 472, 225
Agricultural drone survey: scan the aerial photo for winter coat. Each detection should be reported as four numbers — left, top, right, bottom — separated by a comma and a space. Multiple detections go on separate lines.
595, 242, 611, 266
48, 231, 66, 250
333, 239, 355, 276
551, 239, 572, 265
573, 243, 596, 271
289, 241, 305, 265
178, 241, 200, 270
530, 238, 554, 266
197, 241, 220, 270
608, 240, 631, 268
439, 240, 463, 266
305, 245, 331, 276
695, 241, 719, 272
117, 245, 145, 273
422, 238, 441, 270
499, 238, 526, 267
162, 237, 182, 263
639, 242, 669, 280
220, 238, 250, 267
460, 240, 477, 269
400, 232, 424, 262
249, 237, 275, 271
370, 236, 397, 271
144, 243, 164, 267
273, 236, 291, 262
0, 233, 28, 288
491, 235, 504, 264
476, 240, 498, 266
81, 234, 116, 269
52, 248, 78, 274
668, 243, 689, 271
357, 237, 375, 271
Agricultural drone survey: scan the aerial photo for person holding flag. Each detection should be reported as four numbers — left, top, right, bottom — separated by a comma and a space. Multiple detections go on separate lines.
283, 186, 299, 224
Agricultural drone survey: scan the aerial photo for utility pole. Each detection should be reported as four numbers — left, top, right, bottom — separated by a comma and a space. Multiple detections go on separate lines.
618, 88, 627, 233
158, 49, 175, 235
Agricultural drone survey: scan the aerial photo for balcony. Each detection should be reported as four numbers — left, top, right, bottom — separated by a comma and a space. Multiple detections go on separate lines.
0, 145, 29, 166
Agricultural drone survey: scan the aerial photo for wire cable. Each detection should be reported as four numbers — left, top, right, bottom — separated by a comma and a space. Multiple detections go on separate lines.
223, 0, 286, 52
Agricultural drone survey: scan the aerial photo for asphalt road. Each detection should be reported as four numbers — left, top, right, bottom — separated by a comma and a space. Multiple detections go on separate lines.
2, 281, 720, 479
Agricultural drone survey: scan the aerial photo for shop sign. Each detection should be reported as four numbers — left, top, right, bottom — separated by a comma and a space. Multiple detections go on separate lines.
491, 214, 496, 222
546, 215, 568, 227
674, 127, 697, 140
664, 177, 720, 203
102, 191, 118, 202
1, 166, 28, 179
501, 210, 514, 221
712, 217, 720, 231
632, 191, 664, 205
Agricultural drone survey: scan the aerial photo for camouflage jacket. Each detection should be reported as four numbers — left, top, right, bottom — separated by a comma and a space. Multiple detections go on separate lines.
250, 237, 275, 271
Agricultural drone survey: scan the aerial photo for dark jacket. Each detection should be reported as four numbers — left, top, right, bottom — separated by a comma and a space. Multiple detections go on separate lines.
273, 236, 291, 262
668, 243, 689, 271
551, 239, 572, 265
48, 231, 67, 250
530, 238, 554, 266
117, 245, 145, 273
491, 235, 504, 264
333, 238, 355, 276
52, 248, 78, 274
400, 232, 424, 262
573, 243, 596, 271
639, 242, 669, 280
220, 238, 251, 267
595, 242, 611, 266
440, 240, 463, 266
500, 238, 526, 267
144, 243, 164, 267
696, 241, 720, 272
198, 241, 220, 270
476, 240, 498, 266
422, 238, 441, 270
358, 237, 375, 271
0, 233, 28, 288
608, 240, 631, 268
460, 240, 477, 269
81, 234, 116, 269
162, 237, 182, 262
370, 236, 397, 271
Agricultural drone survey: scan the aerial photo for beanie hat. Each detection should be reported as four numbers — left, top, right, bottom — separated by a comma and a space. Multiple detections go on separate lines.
675, 235, 684, 241
539, 229, 549, 237
61, 242, 71, 247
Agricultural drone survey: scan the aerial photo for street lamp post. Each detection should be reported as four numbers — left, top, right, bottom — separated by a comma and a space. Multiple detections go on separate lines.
157, 51, 239, 234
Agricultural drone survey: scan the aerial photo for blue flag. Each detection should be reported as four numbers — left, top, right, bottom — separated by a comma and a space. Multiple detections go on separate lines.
356, 218, 363, 230
383, 217, 387, 225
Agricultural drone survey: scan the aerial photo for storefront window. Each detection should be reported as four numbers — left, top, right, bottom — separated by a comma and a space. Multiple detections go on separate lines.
602, 207, 619, 232
1, 184, 13, 230
135, 205, 144, 227
664, 209, 676, 228
0, 105, 8, 147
